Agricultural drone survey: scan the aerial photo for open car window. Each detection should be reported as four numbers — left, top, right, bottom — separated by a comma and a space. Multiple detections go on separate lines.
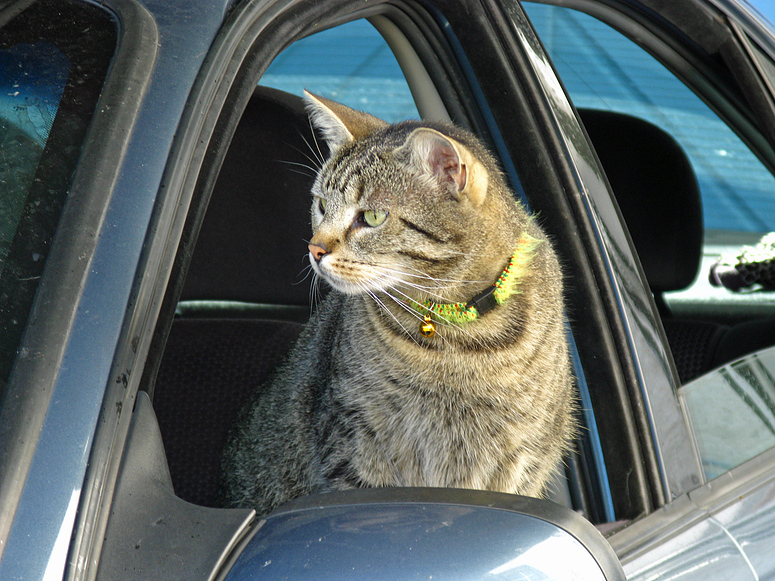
158, 12, 619, 521
162, 18, 428, 508
260, 19, 419, 122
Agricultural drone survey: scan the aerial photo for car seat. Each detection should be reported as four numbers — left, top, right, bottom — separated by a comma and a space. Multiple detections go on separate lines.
579, 109, 775, 383
152, 86, 326, 506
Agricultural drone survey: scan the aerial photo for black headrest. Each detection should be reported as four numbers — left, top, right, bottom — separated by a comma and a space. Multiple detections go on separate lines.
579, 109, 703, 293
182, 87, 328, 305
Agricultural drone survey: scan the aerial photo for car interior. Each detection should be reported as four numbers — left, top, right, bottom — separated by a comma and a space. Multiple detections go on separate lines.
152, 87, 318, 507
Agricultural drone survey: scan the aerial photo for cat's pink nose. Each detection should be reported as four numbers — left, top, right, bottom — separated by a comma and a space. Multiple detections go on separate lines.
309, 243, 328, 262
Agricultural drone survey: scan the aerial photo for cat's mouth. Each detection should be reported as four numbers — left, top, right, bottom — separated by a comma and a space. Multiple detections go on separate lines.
310, 253, 385, 295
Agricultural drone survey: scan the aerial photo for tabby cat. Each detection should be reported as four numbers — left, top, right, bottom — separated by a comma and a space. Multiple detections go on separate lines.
219, 92, 575, 515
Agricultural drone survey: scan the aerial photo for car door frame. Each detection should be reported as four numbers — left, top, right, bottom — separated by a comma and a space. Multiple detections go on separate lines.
141, 0, 684, 521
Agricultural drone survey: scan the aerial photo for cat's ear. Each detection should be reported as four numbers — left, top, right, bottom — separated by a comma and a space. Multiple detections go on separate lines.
401, 128, 489, 207
304, 90, 388, 151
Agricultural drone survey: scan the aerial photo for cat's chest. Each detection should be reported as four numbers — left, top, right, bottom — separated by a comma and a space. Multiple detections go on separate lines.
348, 385, 513, 488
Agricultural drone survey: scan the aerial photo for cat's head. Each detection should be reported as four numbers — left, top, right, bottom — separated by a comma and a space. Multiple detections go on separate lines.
304, 91, 524, 305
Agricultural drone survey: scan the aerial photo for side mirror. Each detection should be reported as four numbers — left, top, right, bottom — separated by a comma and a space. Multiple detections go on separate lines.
224, 488, 625, 580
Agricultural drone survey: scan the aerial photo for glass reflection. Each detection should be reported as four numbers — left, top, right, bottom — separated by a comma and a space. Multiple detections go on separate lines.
680, 346, 775, 479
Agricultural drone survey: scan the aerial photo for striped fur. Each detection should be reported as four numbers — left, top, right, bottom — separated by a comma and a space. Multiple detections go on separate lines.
220, 94, 575, 515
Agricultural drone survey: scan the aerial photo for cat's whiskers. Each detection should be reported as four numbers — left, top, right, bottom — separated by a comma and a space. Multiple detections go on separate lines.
294, 125, 327, 170
293, 250, 322, 314
307, 274, 317, 315
371, 263, 486, 288
385, 282, 498, 349
294, 261, 315, 285
309, 261, 485, 344
370, 267, 486, 307
377, 265, 486, 287
307, 269, 325, 316
359, 269, 482, 343
379, 285, 464, 345
388, 287, 459, 326
278, 159, 319, 179
391, 296, 459, 349
362, 285, 422, 346
376, 258, 490, 283
358, 277, 457, 347
302, 118, 328, 169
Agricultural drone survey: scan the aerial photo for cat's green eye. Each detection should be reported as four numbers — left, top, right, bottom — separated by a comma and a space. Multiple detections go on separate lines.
363, 209, 388, 227
316, 197, 327, 214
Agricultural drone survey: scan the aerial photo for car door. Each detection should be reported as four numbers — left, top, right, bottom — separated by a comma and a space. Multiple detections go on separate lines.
24, 0, 729, 577
520, 1, 775, 579
0, 1, 155, 577
143, 0, 661, 522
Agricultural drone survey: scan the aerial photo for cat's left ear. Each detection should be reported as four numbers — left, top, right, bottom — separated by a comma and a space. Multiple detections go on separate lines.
401, 128, 489, 207
304, 90, 388, 151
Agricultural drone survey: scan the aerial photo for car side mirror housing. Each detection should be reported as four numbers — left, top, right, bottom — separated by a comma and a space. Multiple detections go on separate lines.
223, 487, 625, 580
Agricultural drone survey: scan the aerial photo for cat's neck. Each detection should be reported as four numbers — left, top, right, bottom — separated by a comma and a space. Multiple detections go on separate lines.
358, 232, 540, 343
409, 234, 539, 320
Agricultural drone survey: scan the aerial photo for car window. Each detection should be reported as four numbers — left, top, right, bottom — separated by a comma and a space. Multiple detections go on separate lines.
0, 41, 64, 261
163, 13, 615, 519
260, 19, 419, 122
523, 2, 775, 317
524, 2, 775, 235
162, 18, 423, 507
176, 19, 419, 317
524, 1, 775, 483
0, 1, 116, 404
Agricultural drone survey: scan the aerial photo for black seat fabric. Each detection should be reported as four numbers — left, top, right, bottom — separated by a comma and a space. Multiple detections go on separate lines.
580, 109, 774, 383
154, 319, 303, 506
153, 87, 323, 505
181, 86, 328, 306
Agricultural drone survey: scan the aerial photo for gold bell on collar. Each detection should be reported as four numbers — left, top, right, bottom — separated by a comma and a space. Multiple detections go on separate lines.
420, 313, 436, 338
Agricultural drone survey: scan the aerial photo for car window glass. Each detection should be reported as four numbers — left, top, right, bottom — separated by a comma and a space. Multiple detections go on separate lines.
0, 41, 66, 262
0, 1, 116, 402
679, 346, 775, 480
523, 2, 775, 237
260, 19, 419, 122
525, 2, 775, 482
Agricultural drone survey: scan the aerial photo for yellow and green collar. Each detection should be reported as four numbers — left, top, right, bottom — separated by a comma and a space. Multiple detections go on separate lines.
409, 233, 541, 337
